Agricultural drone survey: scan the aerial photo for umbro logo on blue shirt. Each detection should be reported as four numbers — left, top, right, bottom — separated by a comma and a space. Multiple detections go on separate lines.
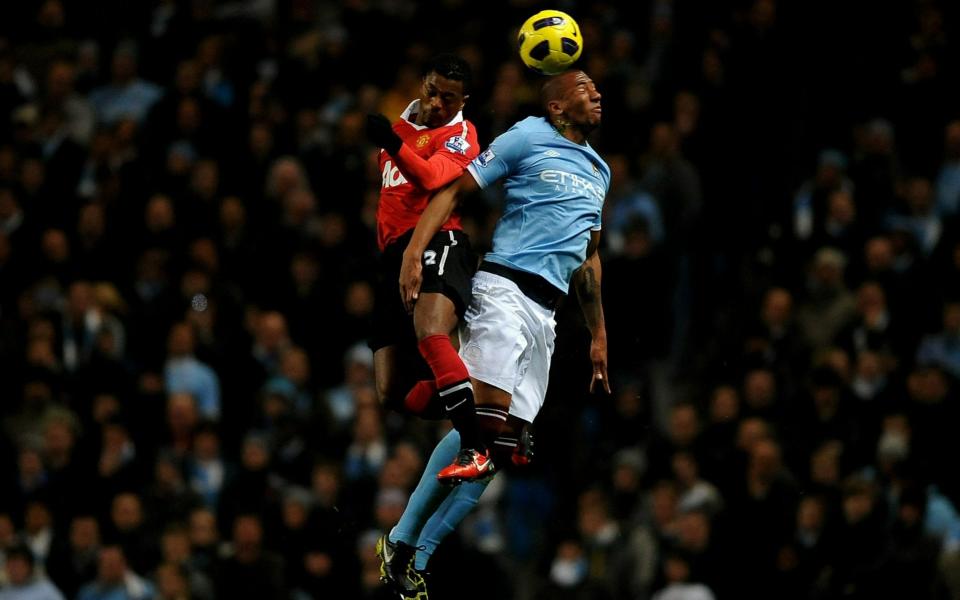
543, 150, 560, 157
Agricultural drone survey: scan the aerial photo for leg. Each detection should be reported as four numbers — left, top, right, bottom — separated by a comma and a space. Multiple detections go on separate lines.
374, 344, 444, 418
374, 344, 402, 410
390, 429, 461, 545
435, 269, 538, 483
379, 429, 462, 596
386, 384, 510, 557
414, 480, 488, 571
414, 416, 531, 570
414, 292, 485, 452
436, 380, 510, 485
371, 235, 442, 418
406, 272, 556, 574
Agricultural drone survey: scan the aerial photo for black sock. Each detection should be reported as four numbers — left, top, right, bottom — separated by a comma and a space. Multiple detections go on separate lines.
438, 380, 483, 451
475, 405, 510, 458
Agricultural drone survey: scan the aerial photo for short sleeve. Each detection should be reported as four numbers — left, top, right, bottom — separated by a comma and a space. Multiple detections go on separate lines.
466, 123, 528, 189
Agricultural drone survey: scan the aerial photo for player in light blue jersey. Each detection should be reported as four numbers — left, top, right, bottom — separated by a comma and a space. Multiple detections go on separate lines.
376, 70, 610, 598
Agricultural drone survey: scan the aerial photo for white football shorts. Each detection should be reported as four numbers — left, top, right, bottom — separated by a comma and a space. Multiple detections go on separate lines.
458, 270, 557, 423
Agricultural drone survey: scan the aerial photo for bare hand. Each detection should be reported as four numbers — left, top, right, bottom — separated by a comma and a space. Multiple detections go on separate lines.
589, 337, 610, 394
399, 251, 423, 313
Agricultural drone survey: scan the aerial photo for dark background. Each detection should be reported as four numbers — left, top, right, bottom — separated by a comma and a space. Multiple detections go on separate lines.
1, 0, 960, 599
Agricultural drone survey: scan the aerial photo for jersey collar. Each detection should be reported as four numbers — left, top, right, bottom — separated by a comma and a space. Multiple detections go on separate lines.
401, 99, 464, 130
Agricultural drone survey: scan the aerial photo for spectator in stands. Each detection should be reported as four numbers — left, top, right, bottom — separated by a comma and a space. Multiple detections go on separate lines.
89, 43, 161, 127
164, 322, 221, 421
213, 514, 284, 600
0, 542, 65, 600
935, 120, 960, 219
916, 300, 960, 380
76, 544, 154, 600
796, 247, 857, 351
45, 515, 99, 599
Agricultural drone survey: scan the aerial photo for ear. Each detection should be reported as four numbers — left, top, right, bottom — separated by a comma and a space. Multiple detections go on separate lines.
547, 99, 563, 118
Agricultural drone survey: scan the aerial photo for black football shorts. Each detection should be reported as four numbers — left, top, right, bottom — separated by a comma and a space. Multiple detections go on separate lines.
369, 229, 476, 353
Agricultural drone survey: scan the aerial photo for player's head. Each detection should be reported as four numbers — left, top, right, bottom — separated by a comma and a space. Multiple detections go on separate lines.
417, 53, 472, 128
541, 70, 602, 134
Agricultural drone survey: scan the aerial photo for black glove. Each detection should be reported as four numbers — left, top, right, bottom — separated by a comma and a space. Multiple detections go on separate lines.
366, 113, 402, 155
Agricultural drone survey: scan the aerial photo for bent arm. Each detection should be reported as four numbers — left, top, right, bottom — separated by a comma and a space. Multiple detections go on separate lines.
394, 144, 469, 191
403, 171, 479, 259
574, 235, 606, 341
573, 230, 610, 393
398, 171, 479, 311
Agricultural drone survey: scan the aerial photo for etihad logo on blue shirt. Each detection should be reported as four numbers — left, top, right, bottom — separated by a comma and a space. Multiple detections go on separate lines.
539, 169, 604, 201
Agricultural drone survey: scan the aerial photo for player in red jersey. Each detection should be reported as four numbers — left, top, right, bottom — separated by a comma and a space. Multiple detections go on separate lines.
366, 54, 499, 467
366, 55, 499, 597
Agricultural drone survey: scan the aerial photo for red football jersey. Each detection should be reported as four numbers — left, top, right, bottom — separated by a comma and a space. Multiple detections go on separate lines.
376, 100, 480, 250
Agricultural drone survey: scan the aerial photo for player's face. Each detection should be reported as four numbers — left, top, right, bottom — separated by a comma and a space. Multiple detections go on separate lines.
561, 71, 602, 130
417, 72, 466, 128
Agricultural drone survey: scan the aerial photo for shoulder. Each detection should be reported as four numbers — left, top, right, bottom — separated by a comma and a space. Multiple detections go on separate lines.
462, 118, 479, 135
39, 580, 66, 598
439, 120, 478, 157
586, 147, 612, 178
514, 116, 550, 133
495, 116, 547, 147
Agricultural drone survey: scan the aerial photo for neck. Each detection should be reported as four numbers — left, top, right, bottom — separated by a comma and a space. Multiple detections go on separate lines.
552, 118, 588, 145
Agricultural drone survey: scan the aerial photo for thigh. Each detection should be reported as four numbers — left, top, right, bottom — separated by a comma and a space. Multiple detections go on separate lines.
370, 242, 414, 353
374, 344, 431, 407
508, 306, 557, 423
458, 274, 529, 394
412, 292, 459, 340
418, 230, 476, 318
371, 249, 434, 399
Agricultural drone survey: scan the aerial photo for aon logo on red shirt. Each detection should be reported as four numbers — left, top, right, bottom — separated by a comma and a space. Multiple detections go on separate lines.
381, 160, 408, 188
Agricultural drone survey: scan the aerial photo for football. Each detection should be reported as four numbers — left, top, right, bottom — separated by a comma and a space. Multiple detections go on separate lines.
517, 10, 583, 75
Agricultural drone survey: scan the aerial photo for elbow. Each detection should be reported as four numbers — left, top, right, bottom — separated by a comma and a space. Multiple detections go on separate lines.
423, 170, 462, 192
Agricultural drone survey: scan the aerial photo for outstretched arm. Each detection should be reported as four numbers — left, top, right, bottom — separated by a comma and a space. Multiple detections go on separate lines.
366, 114, 473, 191
573, 230, 610, 393
393, 144, 469, 191
399, 171, 479, 312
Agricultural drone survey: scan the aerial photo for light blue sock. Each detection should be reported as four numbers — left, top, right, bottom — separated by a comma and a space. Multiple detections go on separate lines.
390, 430, 460, 545
414, 479, 489, 570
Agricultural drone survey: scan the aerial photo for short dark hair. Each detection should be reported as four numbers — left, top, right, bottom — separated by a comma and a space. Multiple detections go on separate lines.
423, 54, 472, 95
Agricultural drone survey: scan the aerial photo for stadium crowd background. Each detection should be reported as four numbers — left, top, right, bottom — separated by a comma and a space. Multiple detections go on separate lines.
1, 0, 960, 598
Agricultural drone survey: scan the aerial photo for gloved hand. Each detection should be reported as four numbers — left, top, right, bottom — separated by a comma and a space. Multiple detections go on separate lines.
366, 113, 402, 155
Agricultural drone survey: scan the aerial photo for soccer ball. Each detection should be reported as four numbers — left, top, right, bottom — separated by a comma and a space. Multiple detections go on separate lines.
517, 10, 583, 75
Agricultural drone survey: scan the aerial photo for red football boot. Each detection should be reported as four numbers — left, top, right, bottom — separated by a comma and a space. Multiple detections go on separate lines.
436, 448, 495, 485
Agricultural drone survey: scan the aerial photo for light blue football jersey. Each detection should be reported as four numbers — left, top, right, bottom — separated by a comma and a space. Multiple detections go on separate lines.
466, 116, 610, 294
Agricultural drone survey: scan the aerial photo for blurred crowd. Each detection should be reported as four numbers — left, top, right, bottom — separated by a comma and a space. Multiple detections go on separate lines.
1, 0, 959, 599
